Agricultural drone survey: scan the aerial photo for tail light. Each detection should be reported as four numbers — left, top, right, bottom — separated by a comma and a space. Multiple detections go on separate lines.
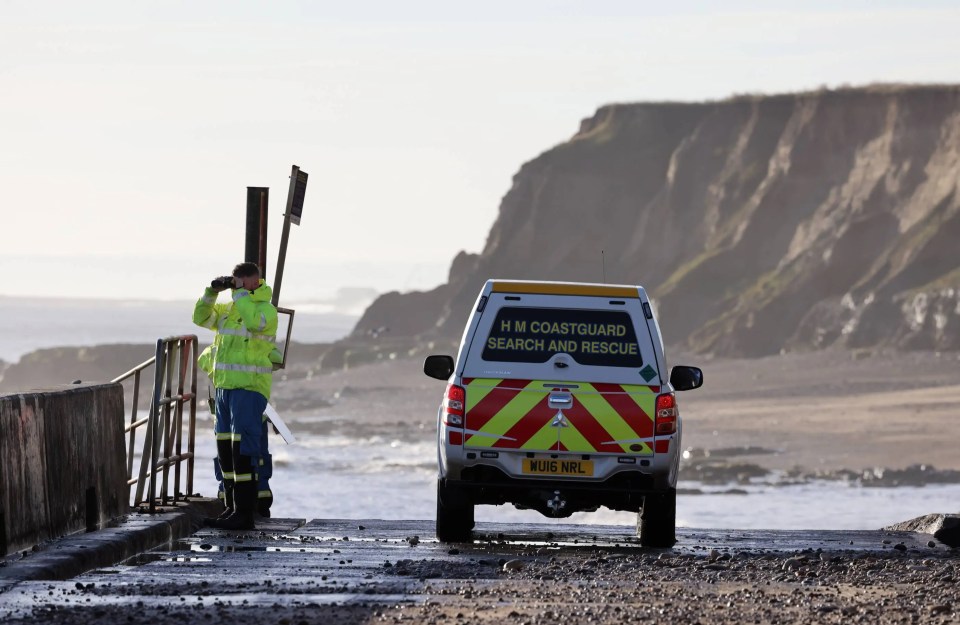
655, 392, 677, 435
444, 383, 465, 427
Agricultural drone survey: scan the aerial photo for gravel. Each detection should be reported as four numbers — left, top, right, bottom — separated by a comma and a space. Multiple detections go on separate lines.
1, 522, 957, 625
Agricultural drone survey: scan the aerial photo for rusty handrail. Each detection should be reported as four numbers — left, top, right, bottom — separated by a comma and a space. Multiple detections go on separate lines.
113, 335, 198, 512
111, 357, 156, 384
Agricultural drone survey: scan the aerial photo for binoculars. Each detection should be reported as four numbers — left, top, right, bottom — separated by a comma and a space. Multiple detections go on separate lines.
210, 275, 238, 290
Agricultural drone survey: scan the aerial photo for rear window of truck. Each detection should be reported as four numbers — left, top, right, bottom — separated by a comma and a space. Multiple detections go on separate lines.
481, 306, 644, 367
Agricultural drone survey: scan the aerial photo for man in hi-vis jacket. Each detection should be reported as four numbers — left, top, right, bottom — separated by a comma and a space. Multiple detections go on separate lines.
193, 262, 280, 530
197, 349, 276, 520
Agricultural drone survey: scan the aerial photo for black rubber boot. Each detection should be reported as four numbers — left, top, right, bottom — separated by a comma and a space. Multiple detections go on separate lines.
210, 455, 257, 531
217, 481, 235, 520
210, 481, 255, 530
203, 482, 234, 526
257, 491, 272, 518
204, 437, 236, 526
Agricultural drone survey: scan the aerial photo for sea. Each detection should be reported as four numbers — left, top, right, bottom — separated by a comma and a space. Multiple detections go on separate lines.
191, 427, 960, 532
0, 296, 358, 363
5, 297, 959, 532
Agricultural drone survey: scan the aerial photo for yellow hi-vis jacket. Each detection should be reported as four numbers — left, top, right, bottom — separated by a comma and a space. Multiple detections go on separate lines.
193, 280, 280, 400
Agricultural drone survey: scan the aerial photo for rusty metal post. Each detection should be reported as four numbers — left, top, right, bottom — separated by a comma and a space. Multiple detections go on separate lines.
187, 338, 197, 497
160, 341, 175, 506
172, 339, 186, 503
127, 370, 140, 480
259, 190, 268, 277
144, 340, 165, 513
246, 187, 268, 275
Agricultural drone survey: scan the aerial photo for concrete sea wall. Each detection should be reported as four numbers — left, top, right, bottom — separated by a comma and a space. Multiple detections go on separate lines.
0, 383, 127, 556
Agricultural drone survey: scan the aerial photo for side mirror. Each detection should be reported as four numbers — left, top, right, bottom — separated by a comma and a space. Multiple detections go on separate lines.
423, 355, 455, 380
670, 365, 703, 391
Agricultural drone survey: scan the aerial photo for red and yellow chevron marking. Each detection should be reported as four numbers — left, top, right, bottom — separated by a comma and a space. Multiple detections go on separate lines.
462, 378, 659, 455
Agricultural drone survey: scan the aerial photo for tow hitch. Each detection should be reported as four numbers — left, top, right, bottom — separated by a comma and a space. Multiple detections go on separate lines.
547, 490, 566, 516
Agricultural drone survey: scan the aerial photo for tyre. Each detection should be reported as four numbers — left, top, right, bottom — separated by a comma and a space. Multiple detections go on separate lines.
436, 479, 474, 543
637, 488, 676, 547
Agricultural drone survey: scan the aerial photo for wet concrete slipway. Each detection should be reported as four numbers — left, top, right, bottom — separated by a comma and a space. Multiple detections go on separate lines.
1, 502, 958, 625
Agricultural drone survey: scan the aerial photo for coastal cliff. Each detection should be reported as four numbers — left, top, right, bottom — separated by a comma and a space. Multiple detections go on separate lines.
354, 85, 960, 356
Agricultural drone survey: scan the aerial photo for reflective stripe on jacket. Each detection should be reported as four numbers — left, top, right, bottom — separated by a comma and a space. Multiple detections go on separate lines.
192, 280, 278, 400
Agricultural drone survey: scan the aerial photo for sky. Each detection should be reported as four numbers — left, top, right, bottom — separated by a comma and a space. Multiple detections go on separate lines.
2, 0, 960, 304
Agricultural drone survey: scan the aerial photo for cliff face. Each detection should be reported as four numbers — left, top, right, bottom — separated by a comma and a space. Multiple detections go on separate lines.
356, 86, 960, 356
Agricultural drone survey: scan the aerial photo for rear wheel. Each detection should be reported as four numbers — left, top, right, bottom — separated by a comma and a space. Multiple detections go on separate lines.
436, 479, 474, 543
637, 488, 676, 547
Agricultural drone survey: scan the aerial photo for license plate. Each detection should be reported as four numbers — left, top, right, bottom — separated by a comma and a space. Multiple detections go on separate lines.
522, 458, 594, 477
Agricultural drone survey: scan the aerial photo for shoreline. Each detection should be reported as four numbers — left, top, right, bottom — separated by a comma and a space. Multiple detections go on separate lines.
270, 348, 960, 476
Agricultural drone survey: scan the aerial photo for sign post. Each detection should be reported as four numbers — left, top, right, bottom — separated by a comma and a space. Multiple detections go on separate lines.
272, 165, 306, 305
271, 165, 307, 371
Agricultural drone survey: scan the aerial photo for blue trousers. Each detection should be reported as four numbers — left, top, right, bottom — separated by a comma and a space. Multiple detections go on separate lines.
214, 389, 271, 505
215, 388, 267, 458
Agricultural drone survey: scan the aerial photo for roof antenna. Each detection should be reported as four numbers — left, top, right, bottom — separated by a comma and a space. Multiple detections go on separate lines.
601, 249, 606, 284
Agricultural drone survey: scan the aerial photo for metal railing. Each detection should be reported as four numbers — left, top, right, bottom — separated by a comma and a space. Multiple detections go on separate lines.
112, 335, 198, 513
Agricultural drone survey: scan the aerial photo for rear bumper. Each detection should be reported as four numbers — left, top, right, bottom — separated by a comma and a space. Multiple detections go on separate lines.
444, 464, 673, 515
